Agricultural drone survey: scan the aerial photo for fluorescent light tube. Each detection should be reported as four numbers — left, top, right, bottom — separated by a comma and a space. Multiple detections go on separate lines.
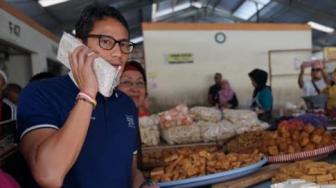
308, 21, 334, 33
38, 0, 70, 7
131, 36, 144, 44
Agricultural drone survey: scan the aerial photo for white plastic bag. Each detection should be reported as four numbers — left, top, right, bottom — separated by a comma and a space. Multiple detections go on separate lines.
190, 106, 222, 123
160, 124, 202, 144
139, 115, 160, 146
197, 121, 235, 142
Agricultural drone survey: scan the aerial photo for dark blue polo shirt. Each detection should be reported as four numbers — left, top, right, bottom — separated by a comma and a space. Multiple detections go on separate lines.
17, 75, 139, 188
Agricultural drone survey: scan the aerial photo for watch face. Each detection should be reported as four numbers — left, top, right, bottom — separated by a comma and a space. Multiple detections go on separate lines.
215, 32, 226, 44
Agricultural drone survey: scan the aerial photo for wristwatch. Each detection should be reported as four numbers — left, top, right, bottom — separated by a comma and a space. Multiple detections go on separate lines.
139, 179, 155, 188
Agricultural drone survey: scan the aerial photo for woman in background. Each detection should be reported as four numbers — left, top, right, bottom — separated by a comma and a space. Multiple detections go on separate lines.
118, 61, 149, 117
218, 79, 238, 109
248, 69, 273, 122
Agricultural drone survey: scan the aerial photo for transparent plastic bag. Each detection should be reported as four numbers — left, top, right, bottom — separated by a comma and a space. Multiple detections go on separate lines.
160, 124, 202, 145
197, 121, 235, 142
139, 115, 160, 146
190, 106, 222, 123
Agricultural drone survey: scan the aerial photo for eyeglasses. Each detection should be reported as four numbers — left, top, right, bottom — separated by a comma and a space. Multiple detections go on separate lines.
312, 68, 322, 72
86, 34, 135, 54
119, 80, 145, 88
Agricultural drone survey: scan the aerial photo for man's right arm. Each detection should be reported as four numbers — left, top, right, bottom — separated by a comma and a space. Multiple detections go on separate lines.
19, 46, 99, 188
20, 100, 93, 188
298, 64, 305, 89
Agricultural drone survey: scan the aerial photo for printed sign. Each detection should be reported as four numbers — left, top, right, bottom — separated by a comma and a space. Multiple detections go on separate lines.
167, 53, 193, 64
324, 47, 336, 61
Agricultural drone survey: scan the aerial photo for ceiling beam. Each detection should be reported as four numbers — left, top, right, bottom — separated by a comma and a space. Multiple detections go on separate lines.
115, 0, 154, 13
156, 8, 200, 22
265, 0, 336, 22
206, 6, 246, 22
231, 0, 246, 13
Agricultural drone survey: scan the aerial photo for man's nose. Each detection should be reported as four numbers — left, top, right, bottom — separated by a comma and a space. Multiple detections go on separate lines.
110, 43, 122, 58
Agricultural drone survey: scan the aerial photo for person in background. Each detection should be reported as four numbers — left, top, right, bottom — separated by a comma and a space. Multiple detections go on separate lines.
0, 70, 16, 122
0, 72, 21, 187
208, 73, 223, 106
323, 68, 336, 116
218, 79, 239, 109
298, 60, 329, 96
3, 83, 22, 105
2, 83, 22, 121
118, 61, 149, 117
118, 62, 160, 187
249, 69, 273, 122
17, 4, 156, 188
30, 72, 55, 82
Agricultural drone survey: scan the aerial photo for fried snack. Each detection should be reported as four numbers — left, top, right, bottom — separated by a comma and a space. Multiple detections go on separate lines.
307, 167, 327, 175
316, 174, 333, 182
303, 124, 315, 134
311, 134, 323, 145
150, 147, 262, 182
300, 175, 316, 182
273, 160, 336, 185
228, 123, 335, 156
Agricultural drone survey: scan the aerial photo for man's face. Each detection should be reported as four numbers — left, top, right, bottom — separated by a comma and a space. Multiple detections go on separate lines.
311, 68, 322, 80
86, 18, 129, 71
214, 74, 222, 85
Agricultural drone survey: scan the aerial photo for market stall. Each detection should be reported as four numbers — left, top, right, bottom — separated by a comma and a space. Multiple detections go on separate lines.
138, 103, 336, 187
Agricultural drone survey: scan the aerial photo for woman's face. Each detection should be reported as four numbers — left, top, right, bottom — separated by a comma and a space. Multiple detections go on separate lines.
118, 70, 146, 107
250, 78, 257, 88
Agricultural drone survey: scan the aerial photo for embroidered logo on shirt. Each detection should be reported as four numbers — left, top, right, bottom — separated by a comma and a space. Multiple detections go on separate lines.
91, 117, 96, 120
125, 115, 135, 128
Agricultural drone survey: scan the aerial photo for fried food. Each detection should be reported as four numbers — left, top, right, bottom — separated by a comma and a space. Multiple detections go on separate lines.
150, 147, 262, 182
227, 124, 335, 156
273, 160, 336, 185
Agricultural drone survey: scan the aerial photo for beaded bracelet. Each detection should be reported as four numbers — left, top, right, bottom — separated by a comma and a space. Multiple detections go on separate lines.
76, 92, 97, 108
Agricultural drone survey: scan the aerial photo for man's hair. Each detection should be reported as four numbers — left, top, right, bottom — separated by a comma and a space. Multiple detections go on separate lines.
3, 83, 22, 97
215, 73, 222, 77
75, 3, 129, 44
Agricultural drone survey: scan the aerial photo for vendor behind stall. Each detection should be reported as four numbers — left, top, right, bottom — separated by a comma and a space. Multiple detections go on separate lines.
208, 73, 238, 108
298, 60, 328, 96
118, 61, 149, 117
208, 73, 222, 106
249, 69, 273, 122
218, 79, 238, 109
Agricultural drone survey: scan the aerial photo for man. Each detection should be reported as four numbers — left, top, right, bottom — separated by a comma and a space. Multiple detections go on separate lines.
17, 4, 156, 188
298, 60, 329, 96
208, 73, 223, 106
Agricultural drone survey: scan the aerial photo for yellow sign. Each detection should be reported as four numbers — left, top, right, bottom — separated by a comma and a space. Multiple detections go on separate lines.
324, 47, 336, 61
167, 53, 193, 64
